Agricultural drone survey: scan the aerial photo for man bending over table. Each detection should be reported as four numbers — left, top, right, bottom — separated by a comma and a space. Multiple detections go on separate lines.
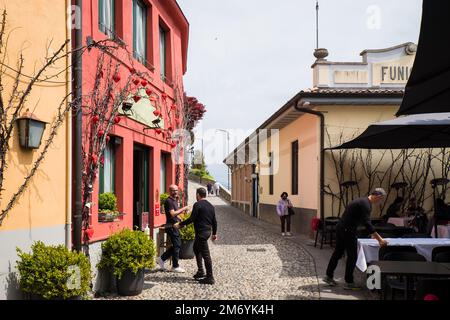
324, 188, 388, 290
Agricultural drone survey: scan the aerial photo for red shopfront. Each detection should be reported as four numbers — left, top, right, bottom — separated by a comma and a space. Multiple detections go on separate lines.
76, 0, 189, 243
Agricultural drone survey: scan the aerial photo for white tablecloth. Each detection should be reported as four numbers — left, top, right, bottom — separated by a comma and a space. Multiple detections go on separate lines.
387, 216, 414, 227
431, 225, 450, 239
356, 238, 450, 271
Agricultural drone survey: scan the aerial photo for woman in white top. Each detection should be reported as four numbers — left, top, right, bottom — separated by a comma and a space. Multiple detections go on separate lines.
276, 192, 293, 236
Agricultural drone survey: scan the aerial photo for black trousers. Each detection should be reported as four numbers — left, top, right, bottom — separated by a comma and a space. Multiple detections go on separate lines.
326, 223, 358, 284
161, 228, 181, 268
280, 215, 291, 233
194, 230, 213, 278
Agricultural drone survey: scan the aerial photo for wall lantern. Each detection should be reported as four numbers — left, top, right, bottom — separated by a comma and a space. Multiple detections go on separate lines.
16, 109, 47, 149
122, 101, 133, 113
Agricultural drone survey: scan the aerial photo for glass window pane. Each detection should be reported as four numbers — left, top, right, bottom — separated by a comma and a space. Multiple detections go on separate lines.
160, 26, 166, 79
160, 154, 167, 194
99, 0, 114, 35
134, 0, 147, 62
99, 141, 115, 195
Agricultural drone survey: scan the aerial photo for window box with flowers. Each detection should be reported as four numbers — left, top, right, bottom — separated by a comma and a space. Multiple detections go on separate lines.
98, 192, 122, 222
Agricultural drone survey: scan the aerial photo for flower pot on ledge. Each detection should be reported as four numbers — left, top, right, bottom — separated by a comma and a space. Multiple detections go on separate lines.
98, 212, 123, 223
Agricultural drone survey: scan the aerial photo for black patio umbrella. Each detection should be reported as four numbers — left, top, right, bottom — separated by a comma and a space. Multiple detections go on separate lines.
331, 113, 450, 150
396, 0, 450, 116
331, 113, 450, 238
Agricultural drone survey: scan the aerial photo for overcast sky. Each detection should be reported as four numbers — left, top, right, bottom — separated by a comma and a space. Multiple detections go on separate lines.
177, 0, 423, 186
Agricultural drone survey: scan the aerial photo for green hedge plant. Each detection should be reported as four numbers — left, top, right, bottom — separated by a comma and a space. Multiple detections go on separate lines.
179, 214, 195, 242
98, 192, 118, 214
97, 229, 156, 279
160, 193, 169, 206
16, 241, 92, 300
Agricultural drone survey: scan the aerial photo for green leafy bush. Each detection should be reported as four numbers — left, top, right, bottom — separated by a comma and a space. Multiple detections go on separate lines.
16, 241, 92, 300
179, 214, 195, 242
98, 192, 118, 214
160, 193, 169, 206
97, 229, 156, 279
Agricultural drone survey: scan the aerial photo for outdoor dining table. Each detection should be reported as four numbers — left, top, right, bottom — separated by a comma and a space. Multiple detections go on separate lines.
369, 260, 450, 300
431, 225, 450, 239
387, 216, 414, 227
356, 238, 450, 272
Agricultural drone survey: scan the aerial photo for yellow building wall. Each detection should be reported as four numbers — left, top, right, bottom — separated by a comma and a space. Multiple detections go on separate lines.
259, 113, 319, 210
320, 104, 403, 218
0, 0, 70, 231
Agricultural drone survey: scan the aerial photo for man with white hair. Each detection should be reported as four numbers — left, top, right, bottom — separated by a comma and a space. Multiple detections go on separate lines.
157, 184, 190, 273
324, 188, 388, 290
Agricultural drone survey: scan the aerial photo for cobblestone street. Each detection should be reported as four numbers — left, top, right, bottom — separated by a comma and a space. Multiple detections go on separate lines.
102, 182, 320, 300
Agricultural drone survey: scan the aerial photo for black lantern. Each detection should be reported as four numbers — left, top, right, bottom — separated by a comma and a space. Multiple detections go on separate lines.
16, 109, 47, 149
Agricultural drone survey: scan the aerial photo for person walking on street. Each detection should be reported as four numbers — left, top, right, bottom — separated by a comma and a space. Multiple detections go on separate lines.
276, 192, 294, 236
175, 187, 218, 285
157, 184, 190, 273
206, 183, 213, 196
324, 188, 388, 290
213, 181, 220, 196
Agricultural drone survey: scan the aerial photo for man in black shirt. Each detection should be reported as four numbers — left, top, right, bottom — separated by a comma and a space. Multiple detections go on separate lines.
157, 185, 190, 273
175, 187, 218, 285
324, 188, 388, 290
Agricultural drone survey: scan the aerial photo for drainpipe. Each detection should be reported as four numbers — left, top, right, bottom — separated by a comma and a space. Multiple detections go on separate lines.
294, 101, 325, 221
73, 0, 83, 252
65, 0, 72, 249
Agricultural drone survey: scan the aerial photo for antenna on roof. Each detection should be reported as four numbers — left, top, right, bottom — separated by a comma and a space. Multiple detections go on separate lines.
313, 1, 329, 61
316, 1, 319, 49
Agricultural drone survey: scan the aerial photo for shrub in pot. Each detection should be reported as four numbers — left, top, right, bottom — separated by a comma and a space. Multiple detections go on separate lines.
16, 241, 92, 300
98, 192, 120, 222
97, 229, 155, 296
179, 214, 195, 259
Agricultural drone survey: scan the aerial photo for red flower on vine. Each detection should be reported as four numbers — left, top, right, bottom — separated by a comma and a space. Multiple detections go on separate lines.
113, 73, 121, 83
92, 115, 100, 124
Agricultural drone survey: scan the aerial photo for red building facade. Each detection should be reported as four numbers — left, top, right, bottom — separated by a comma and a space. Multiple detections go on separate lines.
75, 0, 189, 244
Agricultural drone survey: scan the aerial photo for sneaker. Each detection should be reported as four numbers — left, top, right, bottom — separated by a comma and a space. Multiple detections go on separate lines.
286, 232, 292, 236
199, 277, 215, 285
193, 271, 206, 280
322, 276, 337, 286
157, 257, 166, 270
171, 267, 186, 273
281, 232, 286, 236
343, 282, 362, 291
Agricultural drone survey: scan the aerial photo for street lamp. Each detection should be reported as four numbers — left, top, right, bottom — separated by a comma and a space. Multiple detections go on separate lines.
216, 129, 231, 190
16, 109, 47, 149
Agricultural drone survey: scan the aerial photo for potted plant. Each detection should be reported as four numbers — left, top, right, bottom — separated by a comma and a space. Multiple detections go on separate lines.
97, 229, 155, 296
98, 192, 120, 222
179, 214, 195, 259
16, 241, 92, 300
